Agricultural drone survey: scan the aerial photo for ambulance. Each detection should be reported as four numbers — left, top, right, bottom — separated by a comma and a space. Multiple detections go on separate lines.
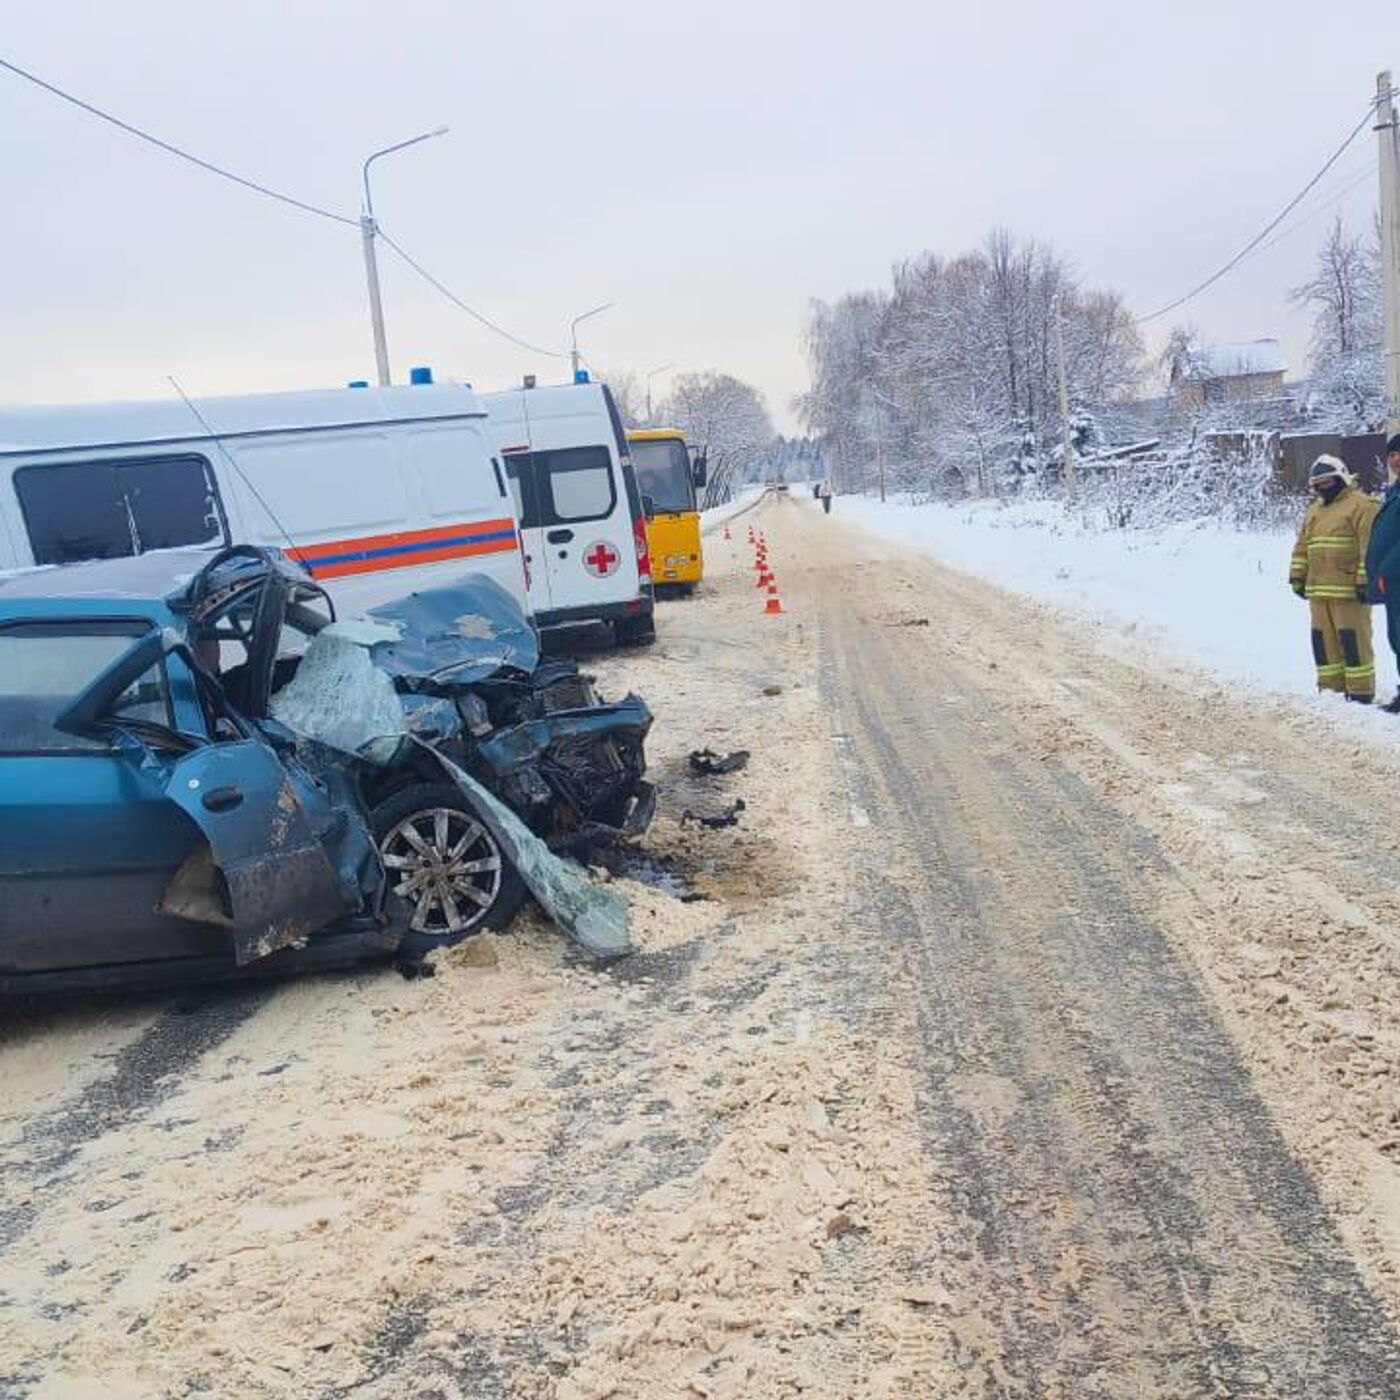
0, 380, 527, 616
481, 375, 655, 645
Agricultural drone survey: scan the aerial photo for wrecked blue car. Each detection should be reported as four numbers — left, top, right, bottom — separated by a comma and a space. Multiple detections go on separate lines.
0, 547, 652, 990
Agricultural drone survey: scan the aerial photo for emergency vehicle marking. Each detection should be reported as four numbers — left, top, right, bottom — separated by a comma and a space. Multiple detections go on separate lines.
290, 518, 519, 580
584, 542, 620, 578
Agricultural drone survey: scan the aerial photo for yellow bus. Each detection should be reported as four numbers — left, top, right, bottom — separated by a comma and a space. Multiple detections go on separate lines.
627, 428, 707, 592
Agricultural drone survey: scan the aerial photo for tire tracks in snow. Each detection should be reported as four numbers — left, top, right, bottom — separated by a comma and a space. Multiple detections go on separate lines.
784, 497, 1400, 1396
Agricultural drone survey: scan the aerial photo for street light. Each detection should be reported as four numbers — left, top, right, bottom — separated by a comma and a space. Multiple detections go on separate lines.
570, 302, 614, 378
360, 126, 449, 387
644, 361, 674, 423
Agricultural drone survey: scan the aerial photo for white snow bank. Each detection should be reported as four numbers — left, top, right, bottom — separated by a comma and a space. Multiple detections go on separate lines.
701, 486, 764, 535
826, 493, 1400, 709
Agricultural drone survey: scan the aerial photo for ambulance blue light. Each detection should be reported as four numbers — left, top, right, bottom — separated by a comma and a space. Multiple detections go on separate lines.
347, 380, 370, 389
574, 369, 590, 384
410, 366, 434, 385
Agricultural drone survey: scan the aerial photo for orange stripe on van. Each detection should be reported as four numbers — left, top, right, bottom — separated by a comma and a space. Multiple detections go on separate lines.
287, 518, 519, 580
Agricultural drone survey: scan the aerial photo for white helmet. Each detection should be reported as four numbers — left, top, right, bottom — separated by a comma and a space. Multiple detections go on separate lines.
1309, 454, 1352, 487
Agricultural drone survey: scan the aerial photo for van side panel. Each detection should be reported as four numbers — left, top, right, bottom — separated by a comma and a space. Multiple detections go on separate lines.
223, 424, 526, 615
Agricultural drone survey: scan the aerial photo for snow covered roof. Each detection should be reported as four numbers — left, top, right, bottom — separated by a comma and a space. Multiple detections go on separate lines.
1181, 340, 1287, 381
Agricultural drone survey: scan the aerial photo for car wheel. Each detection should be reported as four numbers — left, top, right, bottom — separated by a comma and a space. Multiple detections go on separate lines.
369, 783, 528, 952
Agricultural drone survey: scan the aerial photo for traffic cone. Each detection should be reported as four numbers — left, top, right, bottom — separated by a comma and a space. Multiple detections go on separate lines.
724, 524, 731, 541
764, 588, 784, 616
756, 569, 772, 587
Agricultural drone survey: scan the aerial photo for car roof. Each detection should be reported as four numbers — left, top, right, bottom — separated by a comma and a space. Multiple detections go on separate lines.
0, 548, 216, 603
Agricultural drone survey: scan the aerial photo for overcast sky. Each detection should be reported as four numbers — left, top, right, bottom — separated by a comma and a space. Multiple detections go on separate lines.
0, 1, 1391, 432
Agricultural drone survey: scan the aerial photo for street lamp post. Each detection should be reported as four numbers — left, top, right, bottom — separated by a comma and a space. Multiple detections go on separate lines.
360, 126, 449, 387
570, 302, 614, 378
644, 361, 674, 423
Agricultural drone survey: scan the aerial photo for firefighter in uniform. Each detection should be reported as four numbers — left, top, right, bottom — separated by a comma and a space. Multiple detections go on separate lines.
1289, 455, 1379, 702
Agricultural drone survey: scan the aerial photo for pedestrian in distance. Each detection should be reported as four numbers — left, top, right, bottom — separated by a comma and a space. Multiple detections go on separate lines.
1364, 434, 1400, 712
1289, 455, 1379, 703
818, 479, 833, 515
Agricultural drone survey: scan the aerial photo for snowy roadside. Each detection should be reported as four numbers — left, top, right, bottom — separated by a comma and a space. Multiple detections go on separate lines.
819, 491, 1400, 718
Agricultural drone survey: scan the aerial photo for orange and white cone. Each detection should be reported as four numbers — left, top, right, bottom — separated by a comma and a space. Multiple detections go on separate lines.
763, 579, 784, 615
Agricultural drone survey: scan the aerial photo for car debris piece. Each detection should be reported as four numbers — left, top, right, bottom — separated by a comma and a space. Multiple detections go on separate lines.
688, 748, 750, 777
761, 685, 783, 697
432, 753, 631, 961
681, 799, 747, 830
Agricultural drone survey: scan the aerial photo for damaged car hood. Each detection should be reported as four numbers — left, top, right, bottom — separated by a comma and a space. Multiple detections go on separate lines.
363, 577, 540, 687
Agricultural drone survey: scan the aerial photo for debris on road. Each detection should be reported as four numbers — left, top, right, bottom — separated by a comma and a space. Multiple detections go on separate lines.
687, 747, 750, 776
682, 798, 747, 829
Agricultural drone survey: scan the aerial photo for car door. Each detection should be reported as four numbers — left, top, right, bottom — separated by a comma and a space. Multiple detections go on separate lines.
52, 625, 372, 967
534, 445, 633, 614
157, 739, 369, 964
0, 617, 220, 973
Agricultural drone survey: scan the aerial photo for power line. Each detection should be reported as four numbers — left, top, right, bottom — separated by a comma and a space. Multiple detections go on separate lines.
1137, 96, 1382, 325
376, 227, 571, 359
0, 53, 577, 362
0, 54, 358, 227
1252, 161, 1378, 257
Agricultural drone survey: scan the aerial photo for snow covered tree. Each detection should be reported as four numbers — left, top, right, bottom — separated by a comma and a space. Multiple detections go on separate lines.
1290, 214, 1385, 430
661, 371, 776, 506
798, 230, 1143, 498
599, 369, 645, 427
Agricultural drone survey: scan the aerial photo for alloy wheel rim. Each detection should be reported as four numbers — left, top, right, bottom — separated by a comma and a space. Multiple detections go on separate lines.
380, 807, 503, 935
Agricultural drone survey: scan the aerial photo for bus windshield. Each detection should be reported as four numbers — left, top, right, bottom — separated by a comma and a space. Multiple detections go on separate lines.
631, 439, 695, 516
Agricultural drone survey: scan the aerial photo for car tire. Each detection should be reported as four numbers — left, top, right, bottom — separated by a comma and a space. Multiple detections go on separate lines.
369, 783, 528, 953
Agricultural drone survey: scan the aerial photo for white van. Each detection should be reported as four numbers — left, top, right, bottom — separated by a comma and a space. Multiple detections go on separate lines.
0, 383, 527, 615
481, 376, 655, 645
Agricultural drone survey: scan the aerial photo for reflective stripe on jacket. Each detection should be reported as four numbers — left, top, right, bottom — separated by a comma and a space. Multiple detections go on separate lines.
1289, 486, 1379, 600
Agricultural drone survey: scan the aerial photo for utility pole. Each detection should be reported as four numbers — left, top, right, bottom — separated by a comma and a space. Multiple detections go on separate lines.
360, 216, 391, 388
361, 128, 449, 388
1054, 297, 1076, 496
1378, 71, 1400, 436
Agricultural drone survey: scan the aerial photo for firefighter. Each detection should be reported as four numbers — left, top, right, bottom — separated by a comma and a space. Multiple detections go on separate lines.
1289, 455, 1379, 702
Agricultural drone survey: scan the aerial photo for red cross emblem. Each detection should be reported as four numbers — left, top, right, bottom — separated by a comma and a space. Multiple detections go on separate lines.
584, 541, 619, 578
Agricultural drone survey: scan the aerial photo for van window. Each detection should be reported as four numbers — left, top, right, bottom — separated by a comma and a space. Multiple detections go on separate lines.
541, 447, 616, 523
506, 447, 617, 526
15, 457, 224, 566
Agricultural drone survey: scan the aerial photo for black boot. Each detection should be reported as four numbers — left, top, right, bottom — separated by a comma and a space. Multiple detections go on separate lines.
1382, 691, 1400, 714
1348, 693, 1374, 705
